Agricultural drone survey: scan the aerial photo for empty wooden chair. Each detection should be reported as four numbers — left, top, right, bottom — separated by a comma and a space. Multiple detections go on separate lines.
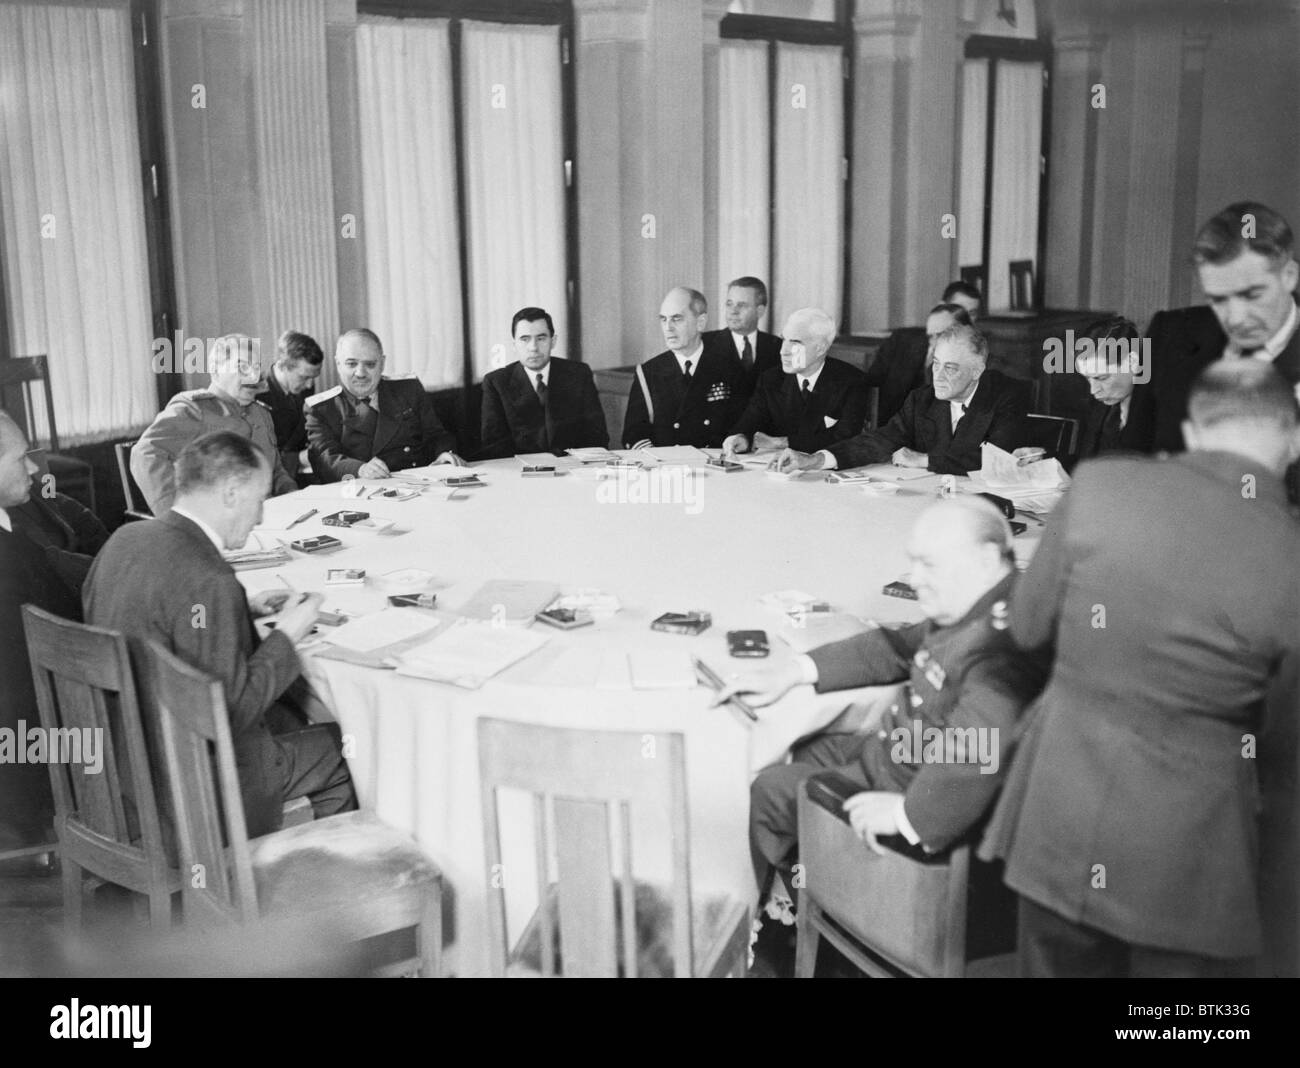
21, 605, 179, 930
477, 717, 750, 977
794, 772, 1016, 977
112, 441, 152, 522
140, 640, 443, 976
1, 355, 96, 510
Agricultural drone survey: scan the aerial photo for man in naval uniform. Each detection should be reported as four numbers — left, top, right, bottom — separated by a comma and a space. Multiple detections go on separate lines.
305, 328, 461, 481
716, 497, 1048, 914
131, 334, 298, 515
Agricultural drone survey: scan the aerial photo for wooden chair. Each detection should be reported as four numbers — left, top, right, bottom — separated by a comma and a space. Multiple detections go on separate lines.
21, 606, 179, 930
0, 355, 96, 511
477, 717, 751, 977
140, 640, 443, 976
113, 441, 152, 522
1021, 413, 1079, 466
959, 265, 986, 312
794, 775, 1016, 977
1009, 259, 1036, 311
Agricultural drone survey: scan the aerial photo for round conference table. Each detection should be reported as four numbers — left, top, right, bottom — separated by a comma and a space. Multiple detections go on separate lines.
236, 453, 1040, 976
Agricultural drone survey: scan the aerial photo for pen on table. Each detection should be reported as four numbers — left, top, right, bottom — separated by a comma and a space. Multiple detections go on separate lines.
694, 657, 759, 722
286, 508, 317, 529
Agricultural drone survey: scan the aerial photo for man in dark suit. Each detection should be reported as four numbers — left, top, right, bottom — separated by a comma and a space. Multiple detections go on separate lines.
621, 287, 747, 449
981, 362, 1300, 977
774, 324, 1027, 475
85, 431, 357, 838
305, 328, 461, 481
1073, 318, 1148, 461
865, 300, 974, 427
721, 307, 868, 456
1128, 202, 1300, 458
479, 306, 608, 458
718, 498, 1046, 923
702, 276, 782, 403
261, 330, 324, 484
0, 412, 102, 851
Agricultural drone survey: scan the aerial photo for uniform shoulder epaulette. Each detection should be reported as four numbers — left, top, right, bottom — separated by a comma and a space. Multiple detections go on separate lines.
305, 385, 342, 407
170, 389, 211, 417
384, 372, 419, 381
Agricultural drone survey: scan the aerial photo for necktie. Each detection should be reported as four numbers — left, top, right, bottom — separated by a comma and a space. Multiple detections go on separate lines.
683, 359, 693, 384
536, 374, 550, 449
535, 373, 548, 409
741, 337, 753, 371
800, 378, 811, 403
953, 403, 967, 432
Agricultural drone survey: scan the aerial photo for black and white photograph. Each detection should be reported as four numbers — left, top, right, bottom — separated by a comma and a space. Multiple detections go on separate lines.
0, 0, 1297, 1020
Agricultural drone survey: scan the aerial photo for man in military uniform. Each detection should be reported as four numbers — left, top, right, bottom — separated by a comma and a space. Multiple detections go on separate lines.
621, 287, 748, 449
261, 329, 324, 483
305, 328, 460, 481
717, 497, 1048, 914
131, 334, 298, 514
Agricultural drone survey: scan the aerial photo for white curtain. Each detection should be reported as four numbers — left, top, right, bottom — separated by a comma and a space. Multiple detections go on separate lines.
987, 60, 1042, 311
0, 0, 156, 443
716, 40, 770, 319
772, 42, 843, 329
356, 17, 463, 387
958, 58, 988, 277
461, 21, 566, 379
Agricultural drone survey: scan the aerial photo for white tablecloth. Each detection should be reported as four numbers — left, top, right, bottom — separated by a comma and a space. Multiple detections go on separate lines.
238, 457, 1038, 974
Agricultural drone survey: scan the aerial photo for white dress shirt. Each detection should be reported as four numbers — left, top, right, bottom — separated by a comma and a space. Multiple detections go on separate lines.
170, 505, 225, 553
730, 330, 758, 363
673, 342, 705, 376
0, 507, 11, 533
795, 361, 826, 393
949, 381, 978, 432
1229, 299, 1298, 361
525, 360, 552, 392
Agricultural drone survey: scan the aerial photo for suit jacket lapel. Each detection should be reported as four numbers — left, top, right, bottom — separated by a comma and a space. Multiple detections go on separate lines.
924, 393, 952, 452
370, 382, 400, 456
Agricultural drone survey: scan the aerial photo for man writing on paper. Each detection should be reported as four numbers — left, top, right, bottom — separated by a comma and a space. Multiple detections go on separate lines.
479, 307, 608, 458
86, 431, 356, 837
715, 498, 1047, 961
720, 308, 868, 457
772, 324, 1027, 476
306, 328, 462, 481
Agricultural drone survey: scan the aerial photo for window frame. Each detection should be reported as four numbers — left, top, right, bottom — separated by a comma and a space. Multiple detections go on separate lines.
358, 0, 579, 387
719, 1, 854, 331
962, 33, 1053, 315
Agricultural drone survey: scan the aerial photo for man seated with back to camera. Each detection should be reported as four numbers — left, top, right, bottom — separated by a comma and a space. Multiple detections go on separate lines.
773, 324, 1027, 475
85, 430, 356, 838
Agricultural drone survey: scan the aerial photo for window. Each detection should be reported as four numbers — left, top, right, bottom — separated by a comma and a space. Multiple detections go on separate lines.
0, 0, 172, 443
716, 7, 850, 333
957, 36, 1051, 314
356, 1, 574, 390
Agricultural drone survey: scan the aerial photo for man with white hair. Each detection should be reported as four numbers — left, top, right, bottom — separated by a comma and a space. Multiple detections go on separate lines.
132, 333, 298, 514
773, 324, 1027, 475
721, 308, 868, 456
718, 497, 1048, 971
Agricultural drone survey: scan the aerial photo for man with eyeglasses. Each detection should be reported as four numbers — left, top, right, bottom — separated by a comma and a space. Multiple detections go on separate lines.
132, 333, 299, 514
773, 324, 1027, 475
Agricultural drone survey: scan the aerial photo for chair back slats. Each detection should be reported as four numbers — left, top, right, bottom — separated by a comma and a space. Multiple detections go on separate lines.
141, 640, 259, 928
553, 796, 619, 977
533, 793, 553, 977
113, 441, 150, 519
0, 355, 59, 450
480, 775, 508, 976
21, 606, 168, 883
477, 718, 694, 977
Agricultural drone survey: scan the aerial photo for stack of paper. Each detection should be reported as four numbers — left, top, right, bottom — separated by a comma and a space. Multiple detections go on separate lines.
395, 624, 550, 689
393, 463, 479, 485
566, 447, 620, 464
224, 546, 292, 572
320, 608, 443, 654
549, 589, 621, 619
644, 445, 709, 466
967, 444, 1070, 512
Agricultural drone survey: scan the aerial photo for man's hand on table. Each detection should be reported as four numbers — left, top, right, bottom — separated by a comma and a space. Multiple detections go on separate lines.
274, 592, 325, 643
710, 660, 809, 709
842, 792, 904, 855
890, 447, 929, 469
358, 458, 391, 480
248, 590, 293, 618
752, 431, 788, 453
721, 433, 749, 456
772, 448, 824, 474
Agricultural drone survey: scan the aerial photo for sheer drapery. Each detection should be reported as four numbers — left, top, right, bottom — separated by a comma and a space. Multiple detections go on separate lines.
772, 42, 843, 329
461, 21, 566, 378
958, 59, 988, 276
716, 39, 770, 316
356, 17, 463, 386
0, 0, 156, 443
987, 60, 1042, 311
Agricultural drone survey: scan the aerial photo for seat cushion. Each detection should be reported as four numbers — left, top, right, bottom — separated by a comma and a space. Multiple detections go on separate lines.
249, 810, 440, 916
512, 880, 744, 977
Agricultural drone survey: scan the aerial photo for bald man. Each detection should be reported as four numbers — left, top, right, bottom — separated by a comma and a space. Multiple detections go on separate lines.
720, 498, 1048, 955
621, 287, 748, 449
721, 308, 868, 456
305, 328, 460, 481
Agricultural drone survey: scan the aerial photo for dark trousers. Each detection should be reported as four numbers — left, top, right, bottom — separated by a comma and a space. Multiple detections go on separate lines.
1017, 897, 1254, 978
748, 731, 874, 899
273, 722, 357, 824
